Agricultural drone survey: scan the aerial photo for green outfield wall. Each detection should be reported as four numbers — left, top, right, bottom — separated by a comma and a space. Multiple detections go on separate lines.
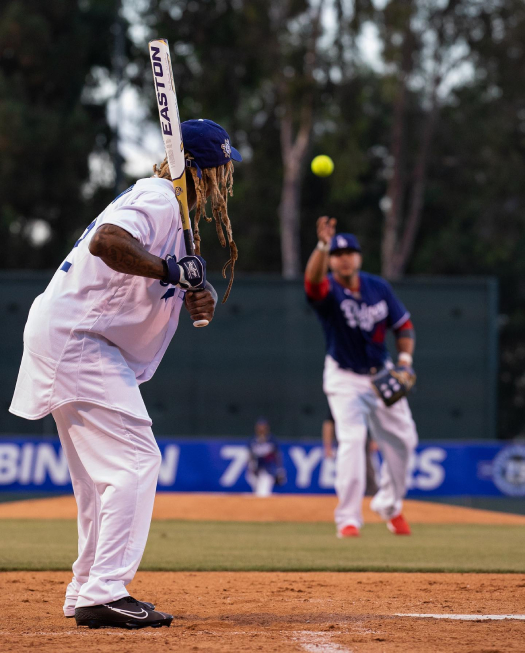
0, 273, 498, 440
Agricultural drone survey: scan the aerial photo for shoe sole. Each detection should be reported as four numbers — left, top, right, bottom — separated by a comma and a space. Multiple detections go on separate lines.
387, 523, 410, 535
77, 617, 172, 630
336, 531, 360, 538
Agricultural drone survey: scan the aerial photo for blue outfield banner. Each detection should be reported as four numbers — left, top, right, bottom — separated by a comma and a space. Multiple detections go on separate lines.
0, 438, 525, 498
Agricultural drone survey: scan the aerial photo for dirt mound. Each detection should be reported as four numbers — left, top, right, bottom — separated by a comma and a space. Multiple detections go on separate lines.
1, 493, 524, 525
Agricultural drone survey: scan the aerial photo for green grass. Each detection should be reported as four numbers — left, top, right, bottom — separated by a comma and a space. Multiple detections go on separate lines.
1, 520, 524, 573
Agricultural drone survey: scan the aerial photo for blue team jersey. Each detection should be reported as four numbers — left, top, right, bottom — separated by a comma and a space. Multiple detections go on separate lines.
308, 271, 410, 373
249, 436, 280, 472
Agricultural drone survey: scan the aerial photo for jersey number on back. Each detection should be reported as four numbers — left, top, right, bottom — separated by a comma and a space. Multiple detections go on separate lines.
59, 219, 97, 273
59, 186, 134, 273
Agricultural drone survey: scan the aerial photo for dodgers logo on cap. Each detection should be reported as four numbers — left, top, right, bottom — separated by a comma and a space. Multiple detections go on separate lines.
221, 139, 232, 158
329, 233, 361, 254
181, 119, 242, 178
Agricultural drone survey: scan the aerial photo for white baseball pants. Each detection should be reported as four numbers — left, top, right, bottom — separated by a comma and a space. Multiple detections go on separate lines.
325, 358, 418, 530
52, 401, 161, 613
247, 469, 276, 497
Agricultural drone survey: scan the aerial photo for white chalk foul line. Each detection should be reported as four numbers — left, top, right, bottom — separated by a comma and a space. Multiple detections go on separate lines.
291, 630, 353, 653
396, 614, 525, 621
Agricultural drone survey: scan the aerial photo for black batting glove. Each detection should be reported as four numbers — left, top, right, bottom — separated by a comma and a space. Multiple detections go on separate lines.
164, 254, 206, 290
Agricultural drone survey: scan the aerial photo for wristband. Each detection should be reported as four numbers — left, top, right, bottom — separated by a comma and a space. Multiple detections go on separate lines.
316, 241, 330, 252
163, 255, 181, 285
398, 352, 413, 366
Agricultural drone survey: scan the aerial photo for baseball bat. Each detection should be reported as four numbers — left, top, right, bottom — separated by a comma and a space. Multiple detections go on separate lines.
149, 38, 208, 328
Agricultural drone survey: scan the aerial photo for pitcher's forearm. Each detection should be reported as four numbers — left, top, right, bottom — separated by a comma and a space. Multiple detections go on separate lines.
396, 336, 415, 357
305, 248, 330, 283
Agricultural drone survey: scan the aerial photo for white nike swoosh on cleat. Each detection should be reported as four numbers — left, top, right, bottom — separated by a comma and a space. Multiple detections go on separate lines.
103, 606, 150, 619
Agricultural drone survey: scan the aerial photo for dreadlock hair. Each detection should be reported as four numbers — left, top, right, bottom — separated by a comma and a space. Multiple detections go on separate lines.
153, 155, 237, 303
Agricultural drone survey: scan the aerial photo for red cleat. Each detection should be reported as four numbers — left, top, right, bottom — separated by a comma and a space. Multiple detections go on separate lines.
387, 514, 411, 535
337, 525, 360, 538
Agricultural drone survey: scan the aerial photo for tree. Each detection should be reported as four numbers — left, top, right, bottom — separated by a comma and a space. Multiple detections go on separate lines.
355, 0, 482, 280
275, 0, 324, 279
408, 0, 525, 437
132, 0, 351, 278
0, 0, 124, 269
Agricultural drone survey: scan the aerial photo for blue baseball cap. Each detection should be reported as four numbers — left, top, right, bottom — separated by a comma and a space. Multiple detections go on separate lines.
182, 119, 242, 178
329, 233, 361, 254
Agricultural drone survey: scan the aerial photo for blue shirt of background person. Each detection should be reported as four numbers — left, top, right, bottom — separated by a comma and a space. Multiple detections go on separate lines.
248, 418, 282, 475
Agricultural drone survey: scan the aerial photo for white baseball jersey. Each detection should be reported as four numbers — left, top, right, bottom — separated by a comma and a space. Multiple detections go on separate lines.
10, 177, 186, 424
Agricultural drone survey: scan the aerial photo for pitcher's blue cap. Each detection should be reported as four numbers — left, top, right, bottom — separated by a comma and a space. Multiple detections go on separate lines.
182, 119, 242, 178
329, 233, 361, 254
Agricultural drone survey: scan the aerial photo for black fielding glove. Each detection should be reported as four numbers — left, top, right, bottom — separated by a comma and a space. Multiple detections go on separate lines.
372, 366, 416, 407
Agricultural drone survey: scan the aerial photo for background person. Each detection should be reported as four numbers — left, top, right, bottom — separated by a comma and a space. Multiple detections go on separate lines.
305, 216, 418, 538
246, 418, 286, 497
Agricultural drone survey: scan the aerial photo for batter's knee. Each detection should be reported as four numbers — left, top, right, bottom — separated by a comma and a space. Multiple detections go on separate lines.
107, 449, 162, 492
150, 448, 162, 473
138, 448, 162, 480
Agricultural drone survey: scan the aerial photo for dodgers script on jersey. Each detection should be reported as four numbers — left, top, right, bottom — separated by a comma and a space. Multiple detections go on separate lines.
308, 271, 409, 374
10, 178, 186, 423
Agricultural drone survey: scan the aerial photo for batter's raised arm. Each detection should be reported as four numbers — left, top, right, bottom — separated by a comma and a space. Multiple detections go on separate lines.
91, 224, 215, 323
89, 224, 167, 280
305, 216, 336, 283
90, 223, 207, 290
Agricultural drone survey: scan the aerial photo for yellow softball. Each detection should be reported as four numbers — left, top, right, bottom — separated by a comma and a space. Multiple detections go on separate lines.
311, 155, 334, 177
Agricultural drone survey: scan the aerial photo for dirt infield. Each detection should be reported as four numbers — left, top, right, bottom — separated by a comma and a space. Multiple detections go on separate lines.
2, 492, 525, 524
2, 571, 525, 652
2, 494, 525, 650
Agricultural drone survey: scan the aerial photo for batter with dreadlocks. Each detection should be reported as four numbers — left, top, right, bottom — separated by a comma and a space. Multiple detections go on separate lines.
154, 119, 239, 302
10, 119, 242, 630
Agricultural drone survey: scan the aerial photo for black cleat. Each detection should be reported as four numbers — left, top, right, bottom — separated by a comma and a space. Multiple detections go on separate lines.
75, 596, 173, 630
66, 598, 155, 618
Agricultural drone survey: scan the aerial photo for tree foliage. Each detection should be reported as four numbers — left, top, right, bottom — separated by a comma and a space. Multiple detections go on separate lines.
0, 0, 122, 268
1, 0, 525, 435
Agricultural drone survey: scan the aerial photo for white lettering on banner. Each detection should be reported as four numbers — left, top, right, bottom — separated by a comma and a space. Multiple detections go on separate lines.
319, 456, 336, 488
408, 447, 447, 490
0, 445, 19, 484
289, 447, 324, 488
219, 445, 250, 487
19, 444, 34, 485
158, 445, 179, 486
33, 445, 70, 485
